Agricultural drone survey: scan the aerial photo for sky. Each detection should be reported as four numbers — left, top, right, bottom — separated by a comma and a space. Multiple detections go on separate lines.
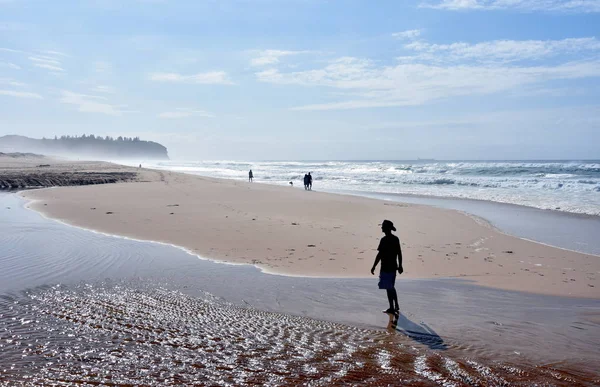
1, 0, 599, 160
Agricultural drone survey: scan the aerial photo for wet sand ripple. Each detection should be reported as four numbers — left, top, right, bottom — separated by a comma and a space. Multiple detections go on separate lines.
1, 284, 597, 387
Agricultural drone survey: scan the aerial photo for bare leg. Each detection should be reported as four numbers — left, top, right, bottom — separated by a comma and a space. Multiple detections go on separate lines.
391, 288, 399, 311
386, 289, 394, 310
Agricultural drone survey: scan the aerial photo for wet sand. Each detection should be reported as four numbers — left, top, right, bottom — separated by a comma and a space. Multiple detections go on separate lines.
18, 165, 600, 298
1, 193, 599, 386
0, 153, 143, 190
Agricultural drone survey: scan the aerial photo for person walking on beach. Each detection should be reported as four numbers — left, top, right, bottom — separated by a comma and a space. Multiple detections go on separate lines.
371, 220, 403, 315
303, 173, 309, 190
249, 169, 253, 182
308, 172, 313, 190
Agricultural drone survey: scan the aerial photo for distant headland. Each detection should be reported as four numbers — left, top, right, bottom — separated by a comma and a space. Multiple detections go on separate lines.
0, 135, 169, 160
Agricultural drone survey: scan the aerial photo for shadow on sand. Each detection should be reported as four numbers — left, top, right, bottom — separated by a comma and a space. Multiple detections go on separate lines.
387, 313, 447, 350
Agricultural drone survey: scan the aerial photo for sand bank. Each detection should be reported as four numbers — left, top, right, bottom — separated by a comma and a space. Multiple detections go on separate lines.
16, 163, 599, 299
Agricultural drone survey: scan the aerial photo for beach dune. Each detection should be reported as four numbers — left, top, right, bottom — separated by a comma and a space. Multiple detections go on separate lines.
18, 165, 599, 299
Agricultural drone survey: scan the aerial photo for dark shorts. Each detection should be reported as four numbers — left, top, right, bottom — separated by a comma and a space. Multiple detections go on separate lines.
378, 271, 396, 289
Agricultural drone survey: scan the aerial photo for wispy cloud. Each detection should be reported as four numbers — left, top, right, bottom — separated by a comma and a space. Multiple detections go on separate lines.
404, 37, 600, 63
91, 85, 116, 94
255, 35, 600, 111
158, 108, 215, 119
148, 71, 234, 85
59, 91, 131, 116
0, 77, 25, 87
0, 90, 43, 99
392, 29, 422, 40
0, 47, 25, 54
0, 61, 21, 70
33, 63, 65, 72
250, 49, 310, 66
28, 53, 66, 73
421, 0, 600, 13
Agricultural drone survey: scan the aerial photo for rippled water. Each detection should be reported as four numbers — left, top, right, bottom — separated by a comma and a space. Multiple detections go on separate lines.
2, 284, 598, 386
1, 193, 600, 386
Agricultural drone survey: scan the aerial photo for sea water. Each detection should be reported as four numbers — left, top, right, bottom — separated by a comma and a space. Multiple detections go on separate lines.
127, 160, 600, 216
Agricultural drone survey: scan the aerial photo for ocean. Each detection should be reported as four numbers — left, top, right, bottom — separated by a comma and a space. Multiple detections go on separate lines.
129, 160, 600, 217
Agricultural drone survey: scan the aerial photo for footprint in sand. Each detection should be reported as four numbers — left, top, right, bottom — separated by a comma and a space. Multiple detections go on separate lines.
105, 212, 113, 215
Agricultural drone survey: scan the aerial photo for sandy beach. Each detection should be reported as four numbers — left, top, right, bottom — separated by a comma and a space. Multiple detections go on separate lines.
10, 159, 598, 299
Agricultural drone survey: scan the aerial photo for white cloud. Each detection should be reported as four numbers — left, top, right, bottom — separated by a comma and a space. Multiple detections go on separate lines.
257, 56, 600, 111
404, 37, 600, 63
392, 29, 422, 40
0, 77, 25, 87
421, 0, 600, 12
37, 50, 68, 57
250, 49, 310, 66
29, 55, 61, 66
91, 85, 116, 94
0, 62, 21, 70
254, 35, 600, 110
0, 47, 25, 54
0, 90, 43, 99
59, 91, 129, 116
33, 63, 65, 72
149, 71, 234, 85
29, 53, 66, 73
158, 108, 215, 119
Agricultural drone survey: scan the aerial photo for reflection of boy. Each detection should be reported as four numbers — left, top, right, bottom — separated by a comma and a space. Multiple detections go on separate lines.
371, 220, 403, 315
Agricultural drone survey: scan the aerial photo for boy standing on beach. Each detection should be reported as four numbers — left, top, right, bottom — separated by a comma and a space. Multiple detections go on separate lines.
371, 220, 403, 315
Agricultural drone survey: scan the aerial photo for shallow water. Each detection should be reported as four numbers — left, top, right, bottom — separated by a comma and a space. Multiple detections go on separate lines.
336, 189, 600, 256
1, 193, 600, 385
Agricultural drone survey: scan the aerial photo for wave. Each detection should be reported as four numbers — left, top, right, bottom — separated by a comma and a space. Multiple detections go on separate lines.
117, 160, 600, 216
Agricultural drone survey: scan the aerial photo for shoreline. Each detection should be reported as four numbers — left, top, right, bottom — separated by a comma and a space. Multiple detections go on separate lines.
334, 188, 600, 221
127, 159, 600, 217
17, 195, 600, 301
16, 164, 600, 299
333, 189, 600, 256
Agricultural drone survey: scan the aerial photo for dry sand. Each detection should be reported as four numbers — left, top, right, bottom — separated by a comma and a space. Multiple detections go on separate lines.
12, 162, 599, 299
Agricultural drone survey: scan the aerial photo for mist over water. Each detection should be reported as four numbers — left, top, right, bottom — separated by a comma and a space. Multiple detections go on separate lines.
127, 160, 600, 216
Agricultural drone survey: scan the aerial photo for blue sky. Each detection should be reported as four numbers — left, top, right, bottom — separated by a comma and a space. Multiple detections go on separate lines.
1, 0, 599, 160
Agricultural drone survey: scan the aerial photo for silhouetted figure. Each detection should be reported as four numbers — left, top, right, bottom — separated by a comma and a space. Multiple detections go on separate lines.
303, 174, 309, 190
308, 172, 313, 190
249, 170, 253, 182
371, 219, 403, 315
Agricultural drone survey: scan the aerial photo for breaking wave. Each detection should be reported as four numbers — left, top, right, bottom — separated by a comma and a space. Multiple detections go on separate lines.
120, 160, 600, 216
